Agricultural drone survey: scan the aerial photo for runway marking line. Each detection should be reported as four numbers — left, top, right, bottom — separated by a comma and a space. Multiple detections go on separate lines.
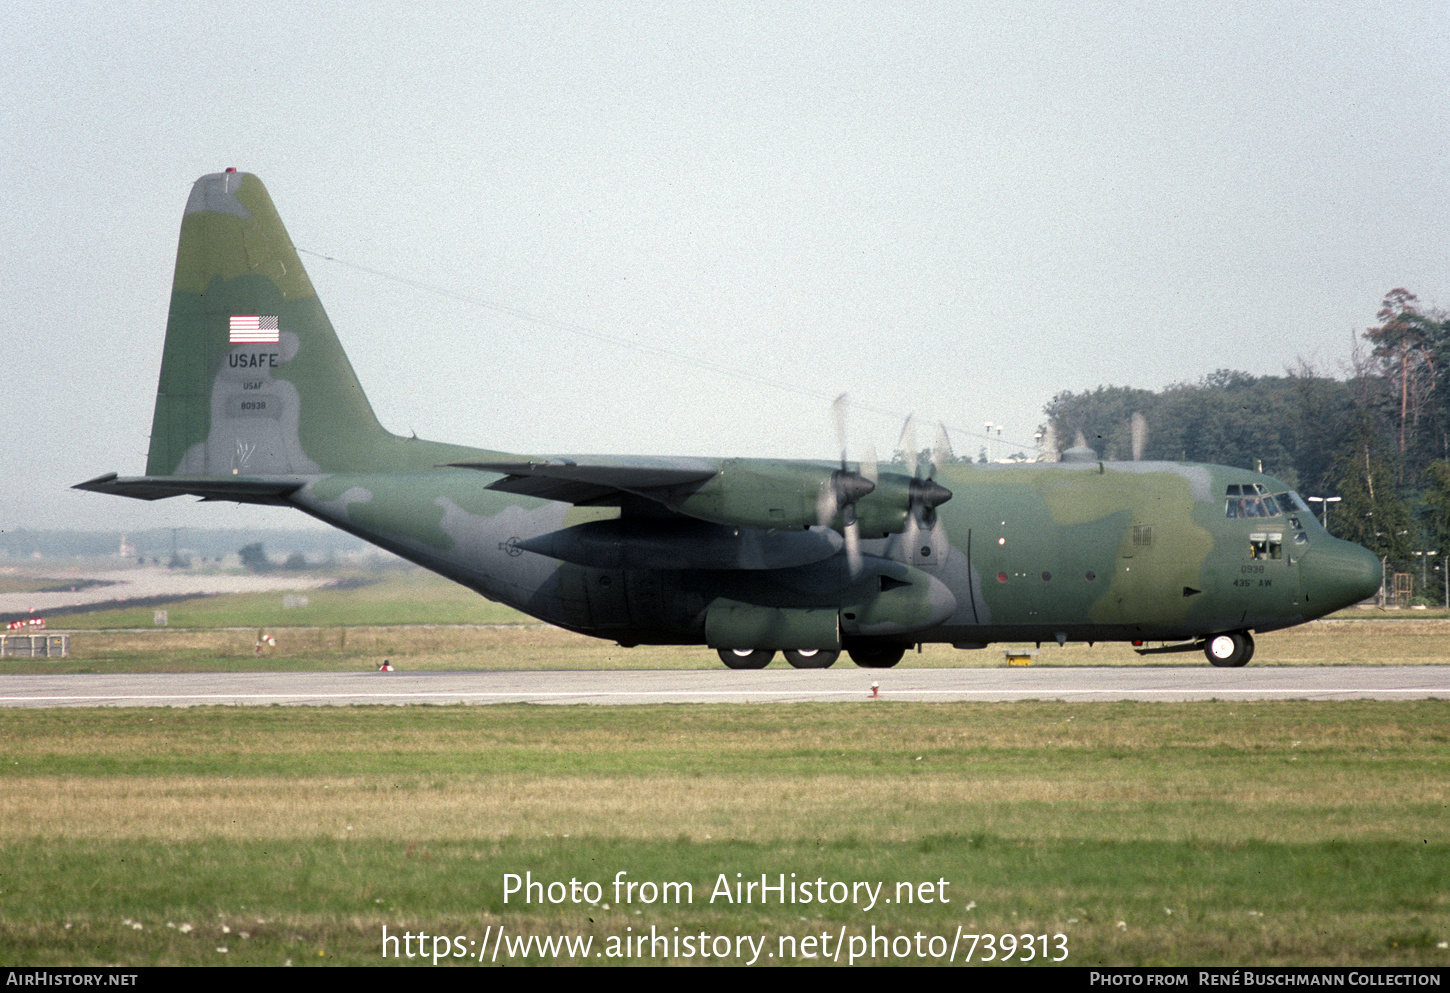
2, 687, 1446, 704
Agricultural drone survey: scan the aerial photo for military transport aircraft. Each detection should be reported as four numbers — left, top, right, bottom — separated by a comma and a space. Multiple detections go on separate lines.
76, 172, 1383, 669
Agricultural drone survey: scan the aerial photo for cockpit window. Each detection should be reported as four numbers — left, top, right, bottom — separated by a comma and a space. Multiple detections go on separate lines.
1226, 483, 1277, 518
1225, 486, 1314, 521
1275, 491, 1313, 515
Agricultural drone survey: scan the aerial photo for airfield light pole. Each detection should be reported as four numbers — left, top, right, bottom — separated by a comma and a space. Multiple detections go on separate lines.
1413, 550, 1437, 599
1307, 495, 1341, 534
984, 422, 992, 462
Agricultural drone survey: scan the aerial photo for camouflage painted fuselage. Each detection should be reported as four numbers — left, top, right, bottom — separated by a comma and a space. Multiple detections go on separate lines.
275, 457, 1378, 650
78, 173, 1382, 660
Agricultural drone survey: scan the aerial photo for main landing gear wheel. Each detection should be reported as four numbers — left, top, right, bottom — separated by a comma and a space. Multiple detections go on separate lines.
718, 648, 774, 669
783, 648, 839, 669
848, 644, 906, 669
1204, 631, 1254, 668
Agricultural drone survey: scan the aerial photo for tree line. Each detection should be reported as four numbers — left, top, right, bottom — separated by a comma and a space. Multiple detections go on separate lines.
1043, 289, 1450, 602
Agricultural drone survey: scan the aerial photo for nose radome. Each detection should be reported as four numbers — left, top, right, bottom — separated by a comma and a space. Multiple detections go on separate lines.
1301, 539, 1381, 612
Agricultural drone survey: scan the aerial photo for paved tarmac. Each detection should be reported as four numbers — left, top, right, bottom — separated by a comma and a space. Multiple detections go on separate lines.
0, 569, 331, 618
1, 666, 1446, 707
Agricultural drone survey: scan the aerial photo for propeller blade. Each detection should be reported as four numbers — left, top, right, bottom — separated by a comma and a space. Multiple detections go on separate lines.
1131, 411, 1147, 462
931, 422, 952, 479
902, 512, 919, 560
832, 393, 849, 470
897, 416, 918, 478
1040, 422, 1059, 462
825, 393, 874, 576
861, 444, 878, 484
816, 482, 839, 528
844, 520, 863, 577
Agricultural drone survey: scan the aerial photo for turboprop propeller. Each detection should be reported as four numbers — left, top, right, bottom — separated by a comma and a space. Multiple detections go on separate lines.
816, 394, 877, 577
896, 416, 954, 555
1054, 413, 1147, 463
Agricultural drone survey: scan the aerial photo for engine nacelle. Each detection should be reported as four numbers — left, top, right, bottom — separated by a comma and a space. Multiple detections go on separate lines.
666, 460, 928, 537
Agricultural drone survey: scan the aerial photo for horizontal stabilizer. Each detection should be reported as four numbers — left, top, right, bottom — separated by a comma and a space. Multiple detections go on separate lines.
73, 473, 302, 506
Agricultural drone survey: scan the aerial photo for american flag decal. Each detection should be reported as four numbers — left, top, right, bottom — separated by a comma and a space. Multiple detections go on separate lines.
230, 315, 280, 343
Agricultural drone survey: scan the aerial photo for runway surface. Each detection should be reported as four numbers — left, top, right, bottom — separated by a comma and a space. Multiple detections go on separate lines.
1, 666, 1447, 707
0, 569, 331, 618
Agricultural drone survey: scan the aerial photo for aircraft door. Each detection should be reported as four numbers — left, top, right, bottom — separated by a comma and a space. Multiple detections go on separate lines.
1238, 530, 1302, 615
1110, 522, 1208, 629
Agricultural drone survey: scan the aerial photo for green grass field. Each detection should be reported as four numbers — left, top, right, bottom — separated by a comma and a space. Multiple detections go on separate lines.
2, 568, 1448, 966
0, 703, 1445, 966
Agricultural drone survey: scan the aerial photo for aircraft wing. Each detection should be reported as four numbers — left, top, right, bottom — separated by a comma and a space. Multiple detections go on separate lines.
448, 456, 719, 504
73, 473, 304, 506
450, 453, 884, 539
450, 456, 857, 570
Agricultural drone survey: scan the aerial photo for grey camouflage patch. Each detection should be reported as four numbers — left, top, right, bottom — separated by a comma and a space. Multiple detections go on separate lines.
174, 332, 320, 476
184, 172, 252, 219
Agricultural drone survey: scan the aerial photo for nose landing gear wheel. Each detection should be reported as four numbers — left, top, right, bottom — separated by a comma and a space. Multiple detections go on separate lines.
783, 648, 839, 669
1205, 631, 1254, 668
718, 648, 774, 669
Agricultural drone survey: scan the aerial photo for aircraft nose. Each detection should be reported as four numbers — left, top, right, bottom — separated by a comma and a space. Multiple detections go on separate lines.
1301, 539, 1381, 612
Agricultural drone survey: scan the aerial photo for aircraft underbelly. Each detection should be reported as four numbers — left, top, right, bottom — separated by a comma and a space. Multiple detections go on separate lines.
547, 566, 681, 634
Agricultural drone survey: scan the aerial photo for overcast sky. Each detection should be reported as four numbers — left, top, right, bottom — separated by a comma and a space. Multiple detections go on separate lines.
4, 1, 1447, 535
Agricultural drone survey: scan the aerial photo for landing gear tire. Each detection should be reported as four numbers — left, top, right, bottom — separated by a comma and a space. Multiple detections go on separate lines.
1205, 631, 1254, 668
718, 648, 774, 669
848, 644, 905, 669
783, 648, 839, 669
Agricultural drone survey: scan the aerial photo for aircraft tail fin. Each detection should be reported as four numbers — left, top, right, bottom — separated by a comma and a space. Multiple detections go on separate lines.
145, 170, 392, 477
